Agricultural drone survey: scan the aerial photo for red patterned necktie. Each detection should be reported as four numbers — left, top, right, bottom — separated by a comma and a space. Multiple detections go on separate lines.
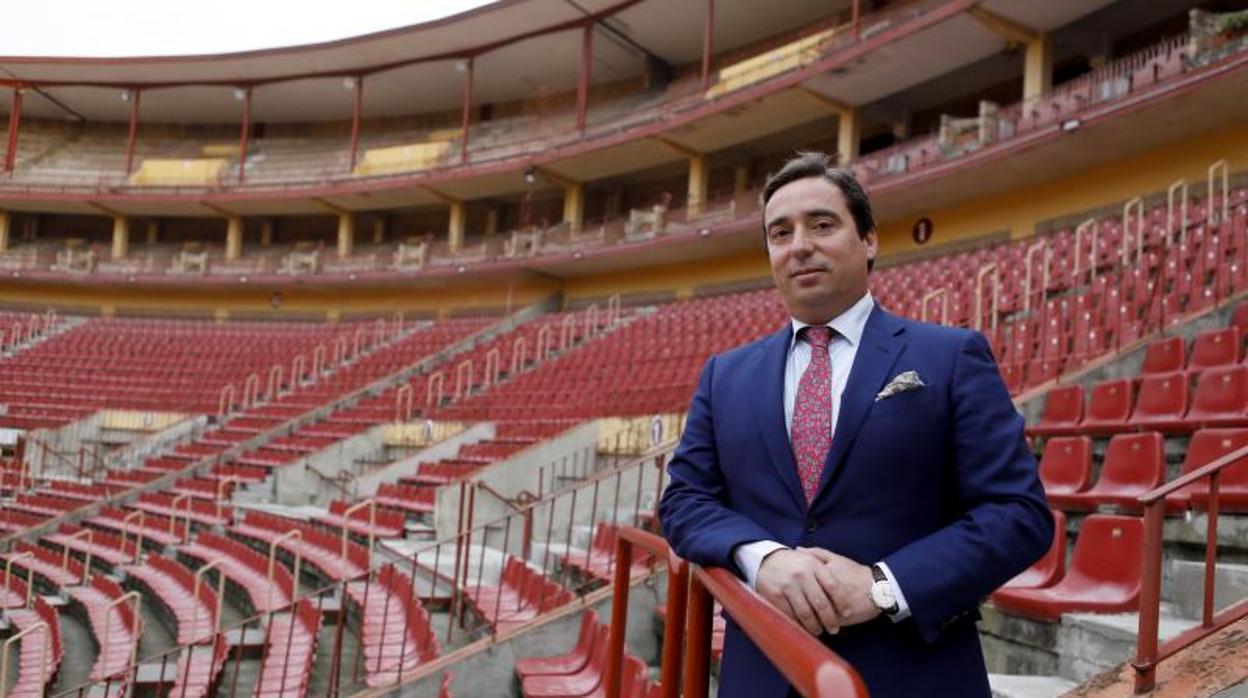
792, 326, 833, 503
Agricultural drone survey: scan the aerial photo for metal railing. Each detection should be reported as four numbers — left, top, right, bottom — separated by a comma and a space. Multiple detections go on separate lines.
1133, 444, 1248, 692
606, 525, 868, 698
53, 443, 675, 696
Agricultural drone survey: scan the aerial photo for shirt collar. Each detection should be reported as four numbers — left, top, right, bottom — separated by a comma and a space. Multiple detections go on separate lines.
789, 292, 874, 350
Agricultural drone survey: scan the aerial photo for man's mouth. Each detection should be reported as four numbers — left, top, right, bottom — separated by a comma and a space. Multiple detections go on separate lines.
791, 267, 826, 278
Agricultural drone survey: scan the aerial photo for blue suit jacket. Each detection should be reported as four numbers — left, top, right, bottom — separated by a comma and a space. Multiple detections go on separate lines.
659, 304, 1052, 697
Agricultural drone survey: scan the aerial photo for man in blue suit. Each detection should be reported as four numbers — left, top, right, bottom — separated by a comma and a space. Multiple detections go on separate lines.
659, 152, 1052, 697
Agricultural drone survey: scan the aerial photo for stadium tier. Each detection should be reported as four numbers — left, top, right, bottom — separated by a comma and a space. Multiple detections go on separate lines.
3, 1, 1248, 697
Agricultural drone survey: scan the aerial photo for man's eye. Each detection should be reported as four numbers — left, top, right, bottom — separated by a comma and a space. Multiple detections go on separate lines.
769, 229, 790, 240
814, 219, 835, 231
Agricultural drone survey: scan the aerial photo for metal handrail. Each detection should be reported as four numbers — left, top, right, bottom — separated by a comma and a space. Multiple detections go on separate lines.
267, 529, 303, 611
2, 552, 33, 608
1133, 443, 1248, 691
190, 558, 227, 644
604, 526, 686, 698
1208, 159, 1229, 226
100, 591, 142, 683
0, 620, 50, 698
62, 528, 93, 584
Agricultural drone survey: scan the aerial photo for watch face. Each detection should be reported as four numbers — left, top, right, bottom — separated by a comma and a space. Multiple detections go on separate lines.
872, 581, 896, 609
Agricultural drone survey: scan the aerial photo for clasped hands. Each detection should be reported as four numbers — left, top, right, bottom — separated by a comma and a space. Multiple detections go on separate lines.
755, 547, 879, 637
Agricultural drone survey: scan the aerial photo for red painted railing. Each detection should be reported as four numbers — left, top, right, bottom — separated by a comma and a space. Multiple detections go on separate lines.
1133, 444, 1248, 692
607, 525, 869, 698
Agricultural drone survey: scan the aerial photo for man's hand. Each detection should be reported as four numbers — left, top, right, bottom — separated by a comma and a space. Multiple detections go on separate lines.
806, 548, 881, 627
755, 547, 843, 636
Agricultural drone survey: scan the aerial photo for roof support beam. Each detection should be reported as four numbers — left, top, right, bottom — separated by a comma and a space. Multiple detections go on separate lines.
576, 22, 594, 131
124, 89, 141, 176
459, 57, 475, 163
701, 0, 716, 87
967, 6, 1039, 44
4, 87, 23, 174
348, 76, 364, 172
237, 87, 252, 183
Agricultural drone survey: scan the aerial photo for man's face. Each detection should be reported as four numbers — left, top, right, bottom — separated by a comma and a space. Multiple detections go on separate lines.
764, 176, 877, 324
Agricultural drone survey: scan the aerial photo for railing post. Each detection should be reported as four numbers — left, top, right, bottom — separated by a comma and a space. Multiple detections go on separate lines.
975, 263, 999, 332
217, 384, 236, 417
243, 372, 261, 407
684, 571, 714, 698
3, 552, 33, 608
341, 499, 376, 570
191, 558, 227, 643
0, 621, 49, 698
603, 536, 635, 698
395, 384, 414, 423
267, 363, 284, 400
427, 372, 445, 409
1123, 197, 1144, 266
511, 336, 527, 375
169, 493, 191, 543
216, 476, 240, 522
101, 591, 142, 684
64, 528, 93, 584
454, 359, 474, 400
266, 530, 302, 612
120, 510, 146, 563
291, 354, 306, 387
1167, 178, 1189, 248
1133, 502, 1166, 693
920, 288, 948, 325
1207, 158, 1229, 226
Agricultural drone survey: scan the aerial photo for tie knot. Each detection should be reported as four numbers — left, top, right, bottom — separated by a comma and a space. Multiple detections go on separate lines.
801, 326, 833, 350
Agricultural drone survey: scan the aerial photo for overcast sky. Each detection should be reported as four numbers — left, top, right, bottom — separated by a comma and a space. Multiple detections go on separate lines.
3, 1, 497, 57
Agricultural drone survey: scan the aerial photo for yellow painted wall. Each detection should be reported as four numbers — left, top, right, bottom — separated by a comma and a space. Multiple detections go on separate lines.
563, 250, 770, 303
875, 123, 1248, 256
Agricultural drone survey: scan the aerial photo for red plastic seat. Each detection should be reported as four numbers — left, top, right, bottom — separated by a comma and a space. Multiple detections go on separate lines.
997, 511, 1066, 590
1047, 433, 1165, 512
1027, 384, 1084, 437
521, 626, 609, 697
1129, 372, 1190, 433
515, 610, 599, 679
991, 514, 1144, 621
1079, 378, 1134, 434
1140, 336, 1186, 374
1231, 304, 1248, 335
1169, 428, 1248, 513
1183, 365, 1248, 429
1037, 436, 1092, 495
1188, 326, 1241, 372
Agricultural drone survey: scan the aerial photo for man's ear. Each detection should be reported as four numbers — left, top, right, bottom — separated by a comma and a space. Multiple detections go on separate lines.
864, 229, 879, 262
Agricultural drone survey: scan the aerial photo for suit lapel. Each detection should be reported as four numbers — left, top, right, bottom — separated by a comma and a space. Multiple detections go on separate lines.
750, 324, 808, 513
812, 305, 907, 505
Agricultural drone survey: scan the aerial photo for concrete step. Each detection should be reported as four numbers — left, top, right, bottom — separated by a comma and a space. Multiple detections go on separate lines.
989, 673, 1077, 698
1167, 560, 1248, 621
1058, 605, 1199, 682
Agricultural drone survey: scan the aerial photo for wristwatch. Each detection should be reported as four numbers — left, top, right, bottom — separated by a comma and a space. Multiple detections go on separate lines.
869, 564, 899, 616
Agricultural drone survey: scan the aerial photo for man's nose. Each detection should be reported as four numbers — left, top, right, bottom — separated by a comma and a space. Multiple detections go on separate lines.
791, 226, 815, 256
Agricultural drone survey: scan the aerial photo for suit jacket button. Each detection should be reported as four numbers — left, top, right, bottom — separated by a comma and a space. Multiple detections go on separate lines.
805, 521, 817, 533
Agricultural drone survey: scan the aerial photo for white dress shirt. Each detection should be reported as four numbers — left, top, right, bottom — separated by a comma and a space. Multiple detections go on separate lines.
732, 291, 911, 622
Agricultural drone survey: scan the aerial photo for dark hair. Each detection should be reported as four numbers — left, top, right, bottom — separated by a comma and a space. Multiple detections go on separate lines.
761, 152, 876, 268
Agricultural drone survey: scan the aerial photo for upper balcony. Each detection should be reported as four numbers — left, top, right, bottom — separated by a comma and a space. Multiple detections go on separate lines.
0, 0, 1117, 214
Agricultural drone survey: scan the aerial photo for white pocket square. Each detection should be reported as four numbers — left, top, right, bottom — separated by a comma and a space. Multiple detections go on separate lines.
875, 370, 926, 402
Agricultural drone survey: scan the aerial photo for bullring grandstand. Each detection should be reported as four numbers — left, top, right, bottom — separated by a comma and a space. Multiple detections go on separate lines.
1, 0, 1248, 696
